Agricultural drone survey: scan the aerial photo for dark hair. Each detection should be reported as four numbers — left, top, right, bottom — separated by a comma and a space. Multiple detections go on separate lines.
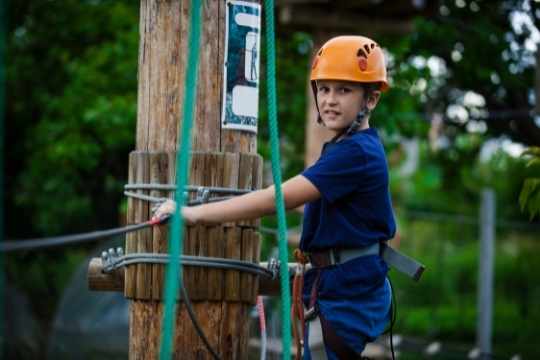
361, 82, 382, 100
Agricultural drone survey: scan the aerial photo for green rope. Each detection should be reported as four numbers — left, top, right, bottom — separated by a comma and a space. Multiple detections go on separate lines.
264, 2, 292, 359
0, 0, 6, 356
159, 0, 202, 358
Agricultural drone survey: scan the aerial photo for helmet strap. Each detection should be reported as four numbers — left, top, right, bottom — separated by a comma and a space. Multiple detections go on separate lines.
330, 105, 370, 143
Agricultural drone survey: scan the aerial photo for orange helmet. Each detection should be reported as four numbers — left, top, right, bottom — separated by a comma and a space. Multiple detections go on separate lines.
310, 35, 389, 91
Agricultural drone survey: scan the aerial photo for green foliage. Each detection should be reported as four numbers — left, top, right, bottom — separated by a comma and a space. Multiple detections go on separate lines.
5, 0, 139, 335
259, 32, 312, 180
519, 147, 540, 220
8, 1, 139, 235
5, 250, 87, 318
393, 219, 540, 356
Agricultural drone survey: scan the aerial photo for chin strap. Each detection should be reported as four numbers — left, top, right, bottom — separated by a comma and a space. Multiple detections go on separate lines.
346, 107, 370, 136
329, 106, 371, 144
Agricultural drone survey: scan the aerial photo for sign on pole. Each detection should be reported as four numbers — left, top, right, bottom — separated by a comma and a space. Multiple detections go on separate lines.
222, 0, 261, 133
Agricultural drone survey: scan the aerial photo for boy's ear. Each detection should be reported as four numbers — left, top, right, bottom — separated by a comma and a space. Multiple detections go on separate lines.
366, 90, 381, 110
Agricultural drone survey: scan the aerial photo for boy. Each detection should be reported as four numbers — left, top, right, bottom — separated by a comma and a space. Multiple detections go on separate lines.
155, 35, 394, 359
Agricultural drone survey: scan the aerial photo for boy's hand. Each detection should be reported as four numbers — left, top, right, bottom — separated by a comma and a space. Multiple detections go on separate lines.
151, 199, 199, 226
152, 199, 177, 222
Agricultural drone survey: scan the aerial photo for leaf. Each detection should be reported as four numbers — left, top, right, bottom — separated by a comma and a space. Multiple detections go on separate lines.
525, 158, 540, 168
527, 190, 540, 221
522, 147, 540, 157
519, 178, 540, 214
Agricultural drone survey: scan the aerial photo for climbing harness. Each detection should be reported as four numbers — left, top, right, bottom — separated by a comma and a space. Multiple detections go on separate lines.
306, 244, 424, 282
291, 242, 423, 359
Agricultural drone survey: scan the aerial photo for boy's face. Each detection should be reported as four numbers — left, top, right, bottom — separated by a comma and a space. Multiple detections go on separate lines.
316, 80, 380, 133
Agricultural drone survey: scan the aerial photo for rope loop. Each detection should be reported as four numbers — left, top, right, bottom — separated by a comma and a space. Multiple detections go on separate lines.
293, 248, 309, 266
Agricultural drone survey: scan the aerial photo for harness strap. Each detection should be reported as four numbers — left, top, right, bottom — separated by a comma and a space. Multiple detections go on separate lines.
319, 311, 362, 359
292, 249, 309, 360
309, 243, 380, 267
292, 269, 304, 360
308, 270, 321, 310
381, 244, 425, 281
307, 243, 426, 282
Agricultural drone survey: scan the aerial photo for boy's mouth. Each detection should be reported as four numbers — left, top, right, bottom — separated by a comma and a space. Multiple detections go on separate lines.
324, 110, 341, 116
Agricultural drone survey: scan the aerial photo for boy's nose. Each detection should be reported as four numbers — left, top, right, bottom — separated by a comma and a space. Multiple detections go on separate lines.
326, 91, 338, 105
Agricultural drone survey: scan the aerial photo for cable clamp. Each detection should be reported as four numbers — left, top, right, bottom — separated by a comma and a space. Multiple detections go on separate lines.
196, 187, 211, 204
101, 247, 124, 273
267, 257, 280, 279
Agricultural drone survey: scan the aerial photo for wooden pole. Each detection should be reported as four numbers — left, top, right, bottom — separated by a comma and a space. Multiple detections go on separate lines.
126, 1, 262, 359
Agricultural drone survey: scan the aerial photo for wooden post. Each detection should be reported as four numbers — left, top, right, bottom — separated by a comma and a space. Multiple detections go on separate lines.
126, 1, 262, 359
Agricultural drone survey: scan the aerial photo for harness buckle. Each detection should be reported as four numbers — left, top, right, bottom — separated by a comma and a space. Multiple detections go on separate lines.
304, 306, 319, 321
329, 249, 340, 265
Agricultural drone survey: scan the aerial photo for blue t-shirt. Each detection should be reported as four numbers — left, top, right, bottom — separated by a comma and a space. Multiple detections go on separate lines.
300, 127, 396, 251
300, 128, 396, 357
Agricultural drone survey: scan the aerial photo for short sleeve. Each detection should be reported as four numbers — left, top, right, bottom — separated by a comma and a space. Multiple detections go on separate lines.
302, 140, 367, 203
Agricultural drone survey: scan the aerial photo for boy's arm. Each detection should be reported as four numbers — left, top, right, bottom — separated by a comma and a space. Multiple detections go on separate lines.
158, 175, 319, 225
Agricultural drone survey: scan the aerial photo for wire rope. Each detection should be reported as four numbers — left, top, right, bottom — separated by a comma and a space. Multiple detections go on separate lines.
1, 220, 163, 252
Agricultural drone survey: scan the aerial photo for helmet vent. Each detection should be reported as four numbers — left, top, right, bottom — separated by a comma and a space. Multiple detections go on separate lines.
357, 48, 368, 59
371, 43, 375, 49
364, 44, 371, 54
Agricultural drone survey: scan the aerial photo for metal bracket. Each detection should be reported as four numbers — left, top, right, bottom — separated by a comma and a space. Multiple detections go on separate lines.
101, 247, 124, 273
267, 258, 280, 279
196, 187, 211, 204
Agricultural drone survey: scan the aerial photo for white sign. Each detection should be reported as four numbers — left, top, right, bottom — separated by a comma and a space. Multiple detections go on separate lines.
221, 0, 261, 133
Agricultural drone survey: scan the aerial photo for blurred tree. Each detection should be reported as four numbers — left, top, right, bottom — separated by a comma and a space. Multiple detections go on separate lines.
6, 1, 139, 236
379, 0, 539, 218
4, 0, 139, 337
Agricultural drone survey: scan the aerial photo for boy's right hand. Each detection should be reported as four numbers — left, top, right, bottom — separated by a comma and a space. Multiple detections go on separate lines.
151, 199, 199, 226
152, 199, 177, 222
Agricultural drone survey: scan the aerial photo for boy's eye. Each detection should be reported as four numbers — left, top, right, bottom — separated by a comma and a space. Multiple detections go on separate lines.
339, 87, 351, 93
318, 86, 329, 92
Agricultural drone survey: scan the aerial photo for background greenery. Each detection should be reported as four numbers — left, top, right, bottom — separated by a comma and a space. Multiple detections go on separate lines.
4, 0, 540, 358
